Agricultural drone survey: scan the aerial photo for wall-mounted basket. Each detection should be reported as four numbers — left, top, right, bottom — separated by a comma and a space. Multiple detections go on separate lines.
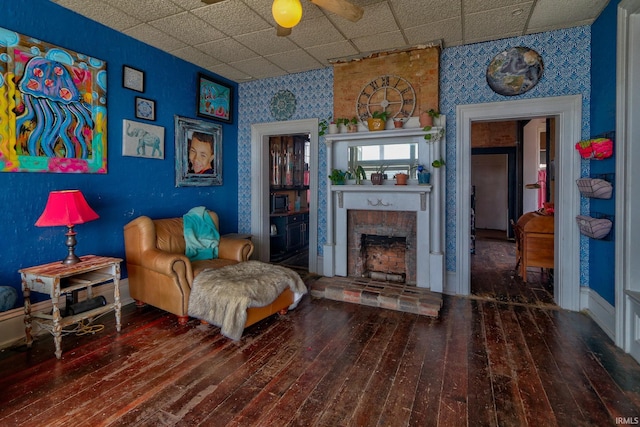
576, 178, 613, 199
575, 138, 613, 160
576, 215, 613, 239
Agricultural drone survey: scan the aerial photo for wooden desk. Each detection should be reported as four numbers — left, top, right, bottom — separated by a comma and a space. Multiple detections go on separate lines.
515, 212, 554, 282
20, 255, 122, 359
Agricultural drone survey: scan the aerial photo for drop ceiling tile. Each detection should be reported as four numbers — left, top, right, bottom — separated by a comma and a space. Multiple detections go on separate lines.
171, 46, 222, 69
229, 56, 286, 79
168, 0, 206, 11
528, 0, 608, 31
287, 16, 346, 48
197, 37, 260, 63
265, 49, 323, 73
463, 0, 531, 14
404, 17, 462, 47
351, 30, 407, 54
149, 12, 225, 44
234, 28, 299, 56
390, 0, 461, 28
208, 63, 254, 81
54, 0, 142, 31
464, 5, 530, 42
195, 1, 272, 36
103, 0, 183, 21
330, 1, 398, 39
123, 24, 188, 51
306, 40, 360, 64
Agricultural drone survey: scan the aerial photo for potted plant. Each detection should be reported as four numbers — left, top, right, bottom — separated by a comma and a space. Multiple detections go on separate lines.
419, 108, 440, 127
328, 119, 339, 134
393, 117, 406, 129
347, 117, 359, 133
367, 110, 390, 131
328, 168, 347, 185
349, 165, 366, 184
318, 116, 331, 136
394, 172, 409, 185
432, 158, 445, 168
370, 163, 388, 185
416, 164, 431, 184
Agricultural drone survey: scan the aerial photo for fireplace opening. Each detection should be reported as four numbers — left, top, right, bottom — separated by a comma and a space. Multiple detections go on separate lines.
359, 234, 407, 283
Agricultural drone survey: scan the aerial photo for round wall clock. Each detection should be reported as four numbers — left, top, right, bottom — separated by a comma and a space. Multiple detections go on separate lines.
270, 89, 296, 121
486, 47, 544, 96
356, 75, 416, 121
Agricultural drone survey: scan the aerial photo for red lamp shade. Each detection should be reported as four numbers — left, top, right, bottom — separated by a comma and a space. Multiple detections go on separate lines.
35, 190, 99, 265
36, 190, 99, 227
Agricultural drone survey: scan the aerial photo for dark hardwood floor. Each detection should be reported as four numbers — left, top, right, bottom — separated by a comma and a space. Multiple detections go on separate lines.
1, 283, 640, 426
471, 229, 555, 307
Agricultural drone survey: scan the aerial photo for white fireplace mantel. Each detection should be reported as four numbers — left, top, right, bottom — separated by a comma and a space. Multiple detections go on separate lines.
323, 126, 445, 292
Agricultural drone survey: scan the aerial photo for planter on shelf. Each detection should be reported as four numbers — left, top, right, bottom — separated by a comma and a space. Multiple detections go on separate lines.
328, 123, 339, 134
419, 109, 439, 127
367, 110, 390, 131
370, 173, 384, 185
347, 123, 358, 133
418, 172, 431, 185
393, 118, 405, 129
395, 173, 408, 185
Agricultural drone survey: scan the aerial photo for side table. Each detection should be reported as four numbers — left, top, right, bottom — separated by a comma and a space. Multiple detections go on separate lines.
19, 255, 122, 359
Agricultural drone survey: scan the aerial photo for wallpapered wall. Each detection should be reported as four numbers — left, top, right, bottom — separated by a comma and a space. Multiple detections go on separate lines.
238, 26, 592, 284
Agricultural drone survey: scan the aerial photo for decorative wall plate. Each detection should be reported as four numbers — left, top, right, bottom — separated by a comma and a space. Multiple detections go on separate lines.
486, 47, 543, 96
270, 89, 296, 121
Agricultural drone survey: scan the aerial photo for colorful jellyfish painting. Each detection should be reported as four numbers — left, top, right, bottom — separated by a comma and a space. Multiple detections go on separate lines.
0, 26, 107, 173
16, 57, 93, 159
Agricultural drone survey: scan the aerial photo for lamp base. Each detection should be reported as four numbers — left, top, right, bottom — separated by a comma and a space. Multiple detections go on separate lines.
62, 226, 81, 265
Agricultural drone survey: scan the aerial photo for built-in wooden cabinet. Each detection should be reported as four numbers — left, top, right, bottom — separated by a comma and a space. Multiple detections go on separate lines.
269, 135, 310, 262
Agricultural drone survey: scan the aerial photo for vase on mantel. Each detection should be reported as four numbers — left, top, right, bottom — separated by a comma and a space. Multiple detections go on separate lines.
370, 173, 384, 185
419, 112, 433, 127
395, 173, 408, 185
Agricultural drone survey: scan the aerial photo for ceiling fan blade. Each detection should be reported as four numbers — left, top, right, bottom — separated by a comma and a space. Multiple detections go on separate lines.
200, 0, 226, 4
310, 0, 364, 22
276, 25, 292, 37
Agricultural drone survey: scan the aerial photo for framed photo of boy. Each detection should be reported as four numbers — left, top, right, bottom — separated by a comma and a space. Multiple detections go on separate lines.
174, 116, 223, 187
196, 73, 233, 123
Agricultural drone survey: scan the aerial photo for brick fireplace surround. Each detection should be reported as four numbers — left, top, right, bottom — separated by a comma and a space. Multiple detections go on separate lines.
347, 210, 417, 284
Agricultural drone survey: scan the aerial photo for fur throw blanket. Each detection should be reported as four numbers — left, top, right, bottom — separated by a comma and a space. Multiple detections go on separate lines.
188, 261, 308, 340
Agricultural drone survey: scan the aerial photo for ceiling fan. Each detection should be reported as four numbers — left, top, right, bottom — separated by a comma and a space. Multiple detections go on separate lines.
201, 0, 364, 37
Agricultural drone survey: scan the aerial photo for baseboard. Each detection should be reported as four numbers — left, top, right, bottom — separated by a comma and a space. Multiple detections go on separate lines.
580, 286, 615, 342
0, 278, 132, 350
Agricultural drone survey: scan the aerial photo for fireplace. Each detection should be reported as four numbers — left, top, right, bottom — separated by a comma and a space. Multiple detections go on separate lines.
348, 210, 417, 284
323, 128, 445, 292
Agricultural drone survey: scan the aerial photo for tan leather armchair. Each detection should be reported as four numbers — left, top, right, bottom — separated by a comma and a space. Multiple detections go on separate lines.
123, 211, 254, 325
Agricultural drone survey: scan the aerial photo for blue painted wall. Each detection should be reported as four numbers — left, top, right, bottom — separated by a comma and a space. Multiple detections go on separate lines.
1, 0, 239, 306
588, 0, 619, 305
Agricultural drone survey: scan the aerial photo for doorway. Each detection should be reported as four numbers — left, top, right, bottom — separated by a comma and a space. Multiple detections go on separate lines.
456, 95, 583, 311
470, 119, 556, 306
250, 119, 319, 273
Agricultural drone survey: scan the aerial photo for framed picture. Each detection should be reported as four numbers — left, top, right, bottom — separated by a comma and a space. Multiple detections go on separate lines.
123, 65, 144, 92
196, 73, 233, 123
122, 120, 164, 159
0, 25, 107, 174
174, 115, 223, 187
135, 97, 156, 121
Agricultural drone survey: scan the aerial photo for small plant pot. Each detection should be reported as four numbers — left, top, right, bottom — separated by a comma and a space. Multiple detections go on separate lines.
329, 123, 339, 134
419, 112, 433, 127
370, 173, 384, 185
367, 118, 386, 131
347, 123, 358, 133
395, 173, 408, 185
393, 118, 405, 129
418, 172, 431, 185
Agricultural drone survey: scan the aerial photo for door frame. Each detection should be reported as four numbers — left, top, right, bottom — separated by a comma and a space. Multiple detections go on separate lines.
250, 119, 319, 272
456, 95, 583, 311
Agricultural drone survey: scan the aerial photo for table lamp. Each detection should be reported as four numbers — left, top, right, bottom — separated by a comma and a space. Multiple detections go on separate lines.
35, 190, 99, 265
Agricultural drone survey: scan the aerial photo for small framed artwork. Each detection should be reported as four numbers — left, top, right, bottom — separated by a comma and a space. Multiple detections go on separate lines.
122, 119, 164, 159
135, 97, 156, 121
175, 115, 223, 187
196, 73, 233, 123
123, 65, 144, 92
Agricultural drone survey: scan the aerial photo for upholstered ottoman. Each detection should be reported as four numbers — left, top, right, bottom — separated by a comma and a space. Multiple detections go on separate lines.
187, 261, 307, 340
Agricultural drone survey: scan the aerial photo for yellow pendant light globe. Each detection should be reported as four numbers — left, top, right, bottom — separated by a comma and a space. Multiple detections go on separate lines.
272, 0, 303, 28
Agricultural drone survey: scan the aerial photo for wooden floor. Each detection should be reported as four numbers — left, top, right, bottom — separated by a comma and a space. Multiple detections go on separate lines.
1, 288, 640, 426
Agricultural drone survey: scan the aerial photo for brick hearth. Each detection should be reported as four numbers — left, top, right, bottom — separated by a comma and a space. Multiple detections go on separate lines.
309, 276, 442, 317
